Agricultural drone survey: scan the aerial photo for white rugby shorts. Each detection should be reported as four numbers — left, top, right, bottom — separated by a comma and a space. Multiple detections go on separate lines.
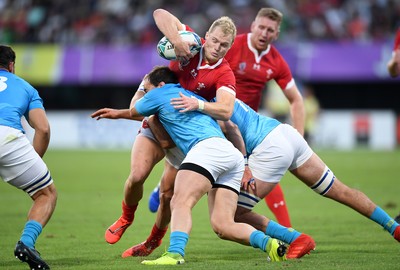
0, 126, 53, 196
249, 124, 313, 183
137, 117, 184, 169
180, 137, 244, 193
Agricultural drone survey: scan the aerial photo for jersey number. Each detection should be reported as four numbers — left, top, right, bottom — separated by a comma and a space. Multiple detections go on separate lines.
0, 76, 8, 92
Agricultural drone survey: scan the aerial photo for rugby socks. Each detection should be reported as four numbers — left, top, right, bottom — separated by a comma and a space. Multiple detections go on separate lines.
249, 230, 270, 252
266, 220, 301, 244
122, 200, 137, 222
146, 223, 168, 243
168, 231, 189, 256
370, 206, 399, 235
20, 220, 42, 249
264, 184, 292, 227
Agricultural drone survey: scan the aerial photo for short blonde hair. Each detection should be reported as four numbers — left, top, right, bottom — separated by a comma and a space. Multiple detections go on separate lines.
208, 16, 237, 44
256, 8, 283, 31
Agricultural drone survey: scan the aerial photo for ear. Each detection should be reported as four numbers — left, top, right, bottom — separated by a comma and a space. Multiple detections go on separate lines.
250, 21, 256, 32
205, 31, 209, 40
158, 81, 166, 88
8, 62, 15, 73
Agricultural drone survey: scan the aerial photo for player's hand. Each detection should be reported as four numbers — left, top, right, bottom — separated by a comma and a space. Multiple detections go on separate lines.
91, 108, 120, 120
174, 39, 197, 62
241, 166, 255, 191
171, 92, 200, 112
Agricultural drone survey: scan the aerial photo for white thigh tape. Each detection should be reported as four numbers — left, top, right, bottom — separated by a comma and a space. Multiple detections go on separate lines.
237, 190, 261, 210
311, 167, 335, 195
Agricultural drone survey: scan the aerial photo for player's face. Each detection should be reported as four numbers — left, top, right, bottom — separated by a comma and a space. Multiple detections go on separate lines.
142, 78, 156, 93
203, 27, 233, 64
250, 16, 279, 51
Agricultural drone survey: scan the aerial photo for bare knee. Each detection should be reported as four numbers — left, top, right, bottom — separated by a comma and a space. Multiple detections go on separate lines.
210, 216, 232, 240
32, 183, 57, 205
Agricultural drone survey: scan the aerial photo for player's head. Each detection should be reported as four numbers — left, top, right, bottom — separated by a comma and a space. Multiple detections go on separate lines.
0, 45, 16, 73
143, 66, 178, 92
250, 8, 283, 51
204, 16, 236, 64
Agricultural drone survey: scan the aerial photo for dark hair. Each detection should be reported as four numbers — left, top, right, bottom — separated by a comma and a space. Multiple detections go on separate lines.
0, 45, 16, 70
147, 66, 178, 86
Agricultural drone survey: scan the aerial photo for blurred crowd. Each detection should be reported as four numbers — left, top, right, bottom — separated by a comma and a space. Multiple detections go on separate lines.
0, 0, 399, 45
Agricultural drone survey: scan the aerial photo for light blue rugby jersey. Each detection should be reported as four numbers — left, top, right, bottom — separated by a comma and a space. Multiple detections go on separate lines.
0, 70, 44, 132
134, 83, 225, 155
230, 98, 281, 154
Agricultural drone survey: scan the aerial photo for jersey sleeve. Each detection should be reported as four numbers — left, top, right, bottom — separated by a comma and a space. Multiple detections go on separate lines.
394, 28, 400, 50
274, 54, 294, 91
134, 91, 159, 116
215, 64, 236, 95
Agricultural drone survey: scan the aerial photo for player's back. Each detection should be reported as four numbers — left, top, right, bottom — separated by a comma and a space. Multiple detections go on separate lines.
230, 98, 280, 153
0, 70, 43, 131
135, 83, 225, 155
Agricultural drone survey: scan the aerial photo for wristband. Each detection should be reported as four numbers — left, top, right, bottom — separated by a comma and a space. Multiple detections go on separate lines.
244, 155, 248, 166
198, 100, 205, 111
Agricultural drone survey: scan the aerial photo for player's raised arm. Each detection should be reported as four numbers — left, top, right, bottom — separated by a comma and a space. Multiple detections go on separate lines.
153, 9, 192, 61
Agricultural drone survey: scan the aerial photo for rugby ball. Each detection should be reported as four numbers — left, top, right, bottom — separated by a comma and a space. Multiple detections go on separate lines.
157, 31, 202, 60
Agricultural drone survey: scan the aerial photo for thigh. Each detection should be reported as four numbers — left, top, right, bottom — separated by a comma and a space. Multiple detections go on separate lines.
208, 188, 238, 223
130, 135, 165, 176
0, 130, 42, 183
172, 169, 211, 208
290, 153, 327, 187
160, 160, 178, 195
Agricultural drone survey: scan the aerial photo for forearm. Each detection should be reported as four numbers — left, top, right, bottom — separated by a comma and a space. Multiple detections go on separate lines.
153, 9, 183, 44
387, 58, 399, 78
219, 120, 246, 155
32, 130, 50, 158
201, 101, 233, 121
290, 101, 305, 136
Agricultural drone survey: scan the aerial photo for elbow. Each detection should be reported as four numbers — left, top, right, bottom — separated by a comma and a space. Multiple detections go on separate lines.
221, 109, 233, 121
153, 9, 165, 20
37, 124, 51, 140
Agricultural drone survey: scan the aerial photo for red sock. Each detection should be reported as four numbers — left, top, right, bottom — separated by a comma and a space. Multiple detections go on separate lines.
147, 224, 168, 243
264, 184, 292, 227
121, 200, 137, 222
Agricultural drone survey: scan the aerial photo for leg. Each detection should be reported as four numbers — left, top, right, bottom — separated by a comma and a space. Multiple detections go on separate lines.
122, 160, 177, 257
141, 169, 211, 265
291, 153, 400, 241
264, 183, 292, 227
105, 135, 165, 244
236, 180, 315, 259
209, 187, 287, 261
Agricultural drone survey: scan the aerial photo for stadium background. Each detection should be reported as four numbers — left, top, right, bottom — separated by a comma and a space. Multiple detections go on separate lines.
1, 0, 400, 149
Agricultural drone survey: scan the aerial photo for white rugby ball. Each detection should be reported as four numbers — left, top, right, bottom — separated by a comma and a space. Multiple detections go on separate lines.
157, 30, 202, 60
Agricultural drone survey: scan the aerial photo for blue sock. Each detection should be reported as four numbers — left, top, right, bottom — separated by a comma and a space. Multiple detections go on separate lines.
266, 220, 301, 244
20, 220, 42, 249
370, 207, 399, 235
249, 230, 270, 252
168, 231, 189, 256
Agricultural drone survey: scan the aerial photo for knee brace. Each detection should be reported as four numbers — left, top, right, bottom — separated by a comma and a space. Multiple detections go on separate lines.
311, 166, 335, 196
237, 190, 261, 210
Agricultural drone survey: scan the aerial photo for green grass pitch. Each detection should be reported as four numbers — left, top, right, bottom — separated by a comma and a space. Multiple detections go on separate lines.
1, 149, 399, 269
